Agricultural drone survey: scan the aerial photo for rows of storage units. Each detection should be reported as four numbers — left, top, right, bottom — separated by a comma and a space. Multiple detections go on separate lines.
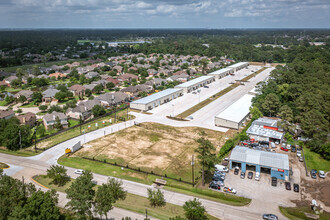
130, 62, 249, 111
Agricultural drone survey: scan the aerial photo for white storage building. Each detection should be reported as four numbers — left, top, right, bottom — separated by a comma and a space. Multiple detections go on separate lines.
174, 75, 215, 93
130, 88, 183, 111
208, 67, 234, 79
214, 94, 254, 129
227, 62, 249, 72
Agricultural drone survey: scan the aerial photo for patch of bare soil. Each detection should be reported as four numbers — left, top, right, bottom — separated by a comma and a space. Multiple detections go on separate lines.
301, 177, 330, 208
76, 122, 224, 175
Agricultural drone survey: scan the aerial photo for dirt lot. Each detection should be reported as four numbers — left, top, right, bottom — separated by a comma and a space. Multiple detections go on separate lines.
75, 122, 228, 182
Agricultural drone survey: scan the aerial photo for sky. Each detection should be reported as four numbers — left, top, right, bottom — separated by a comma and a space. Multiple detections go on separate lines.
0, 0, 329, 28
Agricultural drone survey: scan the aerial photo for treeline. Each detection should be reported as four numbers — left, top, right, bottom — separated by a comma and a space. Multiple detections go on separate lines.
252, 45, 329, 159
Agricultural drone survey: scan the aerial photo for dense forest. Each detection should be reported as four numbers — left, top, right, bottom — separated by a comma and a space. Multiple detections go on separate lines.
0, 29, 330, 68
252, 46, 329, 159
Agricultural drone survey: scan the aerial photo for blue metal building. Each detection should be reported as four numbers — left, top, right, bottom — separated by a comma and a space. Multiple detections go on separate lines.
229, 146, 289, 180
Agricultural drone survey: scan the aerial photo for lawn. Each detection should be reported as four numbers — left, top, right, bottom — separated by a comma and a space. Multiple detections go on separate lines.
0, 100, 8, 106
280, 206, 330, 220
304, 147, 330, 172
20, 101, 38, 108
177, 67, 268, 119
0, 148, 37, 157
68, 119, 79, 127
34, 175, 218, 220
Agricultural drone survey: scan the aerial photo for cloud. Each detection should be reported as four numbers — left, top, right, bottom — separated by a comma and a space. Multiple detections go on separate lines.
0, 0, 328, 28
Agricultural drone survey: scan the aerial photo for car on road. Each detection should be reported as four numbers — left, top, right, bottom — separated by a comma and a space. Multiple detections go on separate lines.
192, 91, 197, 94
271, 177, 277, 187
311, 169, 317, 179
203, 85, 209, 88
234, 167, 240, 175
281, 146, 288, 151
248, 171, 253, 179
291, 146, 296, 152
187, 116, 194, 120
74, 169, 84, 175
263, 214, 278, 220
240, 171, 246, 179
299, 156, 304, 162
209, 181, 221, 190
255, 172, 260, 181
297, 150, 302, 157
285, 182, 291, 190
223, 187, 237, 194
319, 170, 325, 178
293, 183, 299, 192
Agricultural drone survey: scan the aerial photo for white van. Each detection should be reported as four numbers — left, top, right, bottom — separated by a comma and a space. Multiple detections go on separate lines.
215, 164, 229, 173
271, 142, 276, 148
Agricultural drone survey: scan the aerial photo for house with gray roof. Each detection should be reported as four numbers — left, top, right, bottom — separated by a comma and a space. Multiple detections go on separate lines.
85, 71, 99, 79
0, 109, 15, 120
42, 88, 59, 103
14, 90, 33, 101
43, 112, 68, 130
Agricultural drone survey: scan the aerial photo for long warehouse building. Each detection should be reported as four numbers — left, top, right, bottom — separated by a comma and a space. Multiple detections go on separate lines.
130, 88, 183, 111
174, 75, 215, 93
214, 94, 254, 129
227, 62, 249, 72
208, 67, 234, 79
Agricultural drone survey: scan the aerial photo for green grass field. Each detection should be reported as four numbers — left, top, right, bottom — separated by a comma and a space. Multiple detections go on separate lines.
58, 156, 251, 207
304, 147, 330, 172
34, 175, 218, 220
0, 148, 37, 157
280, 206, 330, 220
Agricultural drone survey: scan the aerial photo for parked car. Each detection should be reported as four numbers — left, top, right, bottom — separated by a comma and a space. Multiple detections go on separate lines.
214, 180, 224, 186
74, 169, 84, 175
319, 170, 325, 178
192, 91, 197, 94
223, 187, 237, 194
203, 85, 209, 88
297, 150, 302, 157
215, 164, 229, 173
275, 140, 280, 145
282, 143, 286, 148
291, 146, 296, 152
285, 182, 291, 190
299, 156, 304, 162
263, 214, 278, 220
281, 146, 288, 152
212, 176, 225, 181
271, 177, 277, 187
209, 181, 221, 190
234, 167, 240, 175
286, 144, 291, 150
293, 184, 299, 192
310, 169, 317, 179
255, 172, 260, 181
270, 142, 276, 148
260, 141, 269, 145
240, 172, 246, 179
248, 171, 253, 179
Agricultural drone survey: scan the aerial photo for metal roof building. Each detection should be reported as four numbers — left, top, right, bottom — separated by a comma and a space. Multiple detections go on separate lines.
215, 94, 254, 129
246, 117, 284, 143
130, 88, 183, 111
208, 67, 234, 79
229, 146, 290, 180
174, 75, 215, 93
227, 62, 249, 71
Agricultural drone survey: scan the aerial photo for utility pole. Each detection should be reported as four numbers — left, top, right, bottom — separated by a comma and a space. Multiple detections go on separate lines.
126, 102, 129, 119
34, 127, 37, 152
19, 129, 22, 150
145, 209, 148, 219
191, 154, 195, 187
79, 115, 82, 134
114, 106, 116, 123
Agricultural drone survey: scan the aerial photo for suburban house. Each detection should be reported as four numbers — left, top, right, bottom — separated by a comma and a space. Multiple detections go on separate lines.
66, 98, 100, 120
96, 92, 130, 108
69, 84, 86, 96
43, 112, 68, 130
92, 80, 108, 88
167, 74, 190, 83
113, 66, 123, 74
106, 77, 119, 86
145, 78, 168, 87
4, 76, 18, 87
83, 84, 96, 92
117, 73, 139, 82
49, 72, 66, 79
14, 90, 34, 101
42, 88, 59, 103
85, 71, 99, 79
0, 109, 15, 120
16, 112, 36, 126
0, 81, 8, 87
